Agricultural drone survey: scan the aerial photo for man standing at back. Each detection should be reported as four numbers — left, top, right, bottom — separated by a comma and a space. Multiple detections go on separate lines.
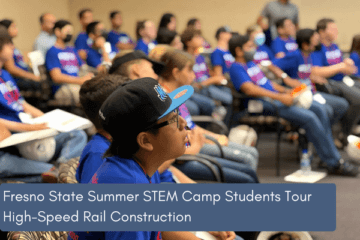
33, 13, 57, 58
257, 0, 299, 45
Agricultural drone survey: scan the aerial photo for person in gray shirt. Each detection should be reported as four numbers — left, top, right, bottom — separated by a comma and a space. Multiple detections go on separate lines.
33, 13, 57, 58
257, 0, 299, 42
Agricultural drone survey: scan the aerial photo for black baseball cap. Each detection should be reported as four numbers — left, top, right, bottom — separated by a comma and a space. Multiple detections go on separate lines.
108, 50, 165, 75
215, 26, 232, 39
99, 77, 194, 139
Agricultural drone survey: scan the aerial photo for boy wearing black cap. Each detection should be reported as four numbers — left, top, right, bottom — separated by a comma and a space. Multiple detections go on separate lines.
68, 78, 200, 240
211, 26, 235, 76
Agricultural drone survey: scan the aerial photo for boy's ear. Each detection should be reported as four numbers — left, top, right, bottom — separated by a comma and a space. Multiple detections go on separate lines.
136, 132, 154, 152
131, 63, 141, 78
172, 68, 180, 80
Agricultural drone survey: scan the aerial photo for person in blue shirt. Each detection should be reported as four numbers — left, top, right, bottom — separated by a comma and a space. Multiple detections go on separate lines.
271, 18, 298, 59
76, 74, 131, 183
107, 11, 134, 53
45, 20, 93, 102
155, 28, 183, 50
85, 21, 111, 72
69, 77, 212, 240
247, 24, 275, 65
211, 26, 235, 75
181, 27, 232, 123
187, 18, 212, 50
273, 29, 351, 147
311, 18, 360, 139
74, 9, 93, 61
228, 33, 358, 176
0, 31, 87, 182
0, 19, 41, 91
135, 20, 157, 55
349, 34, 360, 79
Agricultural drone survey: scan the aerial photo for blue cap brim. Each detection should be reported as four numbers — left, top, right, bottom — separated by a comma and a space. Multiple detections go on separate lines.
158, 85, 194, 119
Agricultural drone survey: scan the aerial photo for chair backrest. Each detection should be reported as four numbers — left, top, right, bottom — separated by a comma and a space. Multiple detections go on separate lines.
27, 51, 45, 77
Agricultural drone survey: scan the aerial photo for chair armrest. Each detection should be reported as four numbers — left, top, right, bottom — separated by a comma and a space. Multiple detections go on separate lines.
175, 154, 225, 182
191, 115, 229, 135
203, 134, 225, 159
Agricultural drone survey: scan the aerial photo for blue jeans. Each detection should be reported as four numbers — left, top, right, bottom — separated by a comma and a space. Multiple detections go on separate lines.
174, 154, 258, 183
0, 130, 87, 180
200, 139, 259, 171
319, 92, 349, 125
187, 93, 216, 116
262, 100, 341, 167
54, 130, 87, 163
200, 85, 233, 105
0, 152, 53, 178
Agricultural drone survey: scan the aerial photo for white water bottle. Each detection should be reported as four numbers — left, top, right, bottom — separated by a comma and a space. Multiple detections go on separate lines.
300, 149, 311, 173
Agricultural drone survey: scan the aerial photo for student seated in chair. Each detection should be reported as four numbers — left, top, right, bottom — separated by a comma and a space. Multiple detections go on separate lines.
0, 20, 41, 92
69, 77, 241, 240
134, 20, 157, 55
107, 11, 134, 53
45, 20, 93, 104
271, 18, 298, 59
108, 49, 259, 182
211, 26, 235, 76
0, 30, 87, 182
228, 33, 358, 176
74, 8, 93, 61
85, 21, 111, 73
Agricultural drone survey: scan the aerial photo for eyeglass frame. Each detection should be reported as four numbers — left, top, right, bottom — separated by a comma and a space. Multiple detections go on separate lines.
145, 108, 180, 131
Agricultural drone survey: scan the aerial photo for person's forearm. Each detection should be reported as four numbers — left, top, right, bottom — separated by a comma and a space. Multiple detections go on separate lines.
50, 72, 83, 85
213, 66, 223, 77
0, 118, 36, 132
0, 123, 11, 141
272, 82, 288, 93
200, 76, 222, 86
311, 64, 343, 78
22, 102, 44, 118
162, 231, 200, 240
267, 64, 301, 87
5, 64, 38, 81
242, 82, 284, 101
78, 50, 87, 61
169, 166, 196, 183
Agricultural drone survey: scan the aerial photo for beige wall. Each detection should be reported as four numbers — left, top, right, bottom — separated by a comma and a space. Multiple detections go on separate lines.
68, 0, 360, 51
0, 0, 70, 55
2, 0, 360, 55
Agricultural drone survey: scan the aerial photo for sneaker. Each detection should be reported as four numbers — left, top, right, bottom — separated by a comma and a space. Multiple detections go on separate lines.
41, 166, 59, 183
327, 159, 359, 177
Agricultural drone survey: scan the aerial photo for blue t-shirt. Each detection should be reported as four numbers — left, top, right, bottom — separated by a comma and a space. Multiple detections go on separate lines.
12, 48, 29, 83
253, 45, 275, 64
193, 54, 210, 83
68, 156, 162, 240
45, 45, 83, 94
135, 38, 157, 55
350, 51, 360, 78
76, 133, 110, 184
74, 32, 92, 51
86, 48, 102, 68
312, 43, 343, 81
273, 49, 317, 92
107, 30, 134, 53
159, 169, 175, 183
0, 70, 24, 122
211, 48, 235, 74
229, 61, 276, 92
271, 36, 298, 56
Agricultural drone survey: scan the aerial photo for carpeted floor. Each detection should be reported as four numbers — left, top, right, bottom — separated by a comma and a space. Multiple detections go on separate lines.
257, 132, 360, 240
